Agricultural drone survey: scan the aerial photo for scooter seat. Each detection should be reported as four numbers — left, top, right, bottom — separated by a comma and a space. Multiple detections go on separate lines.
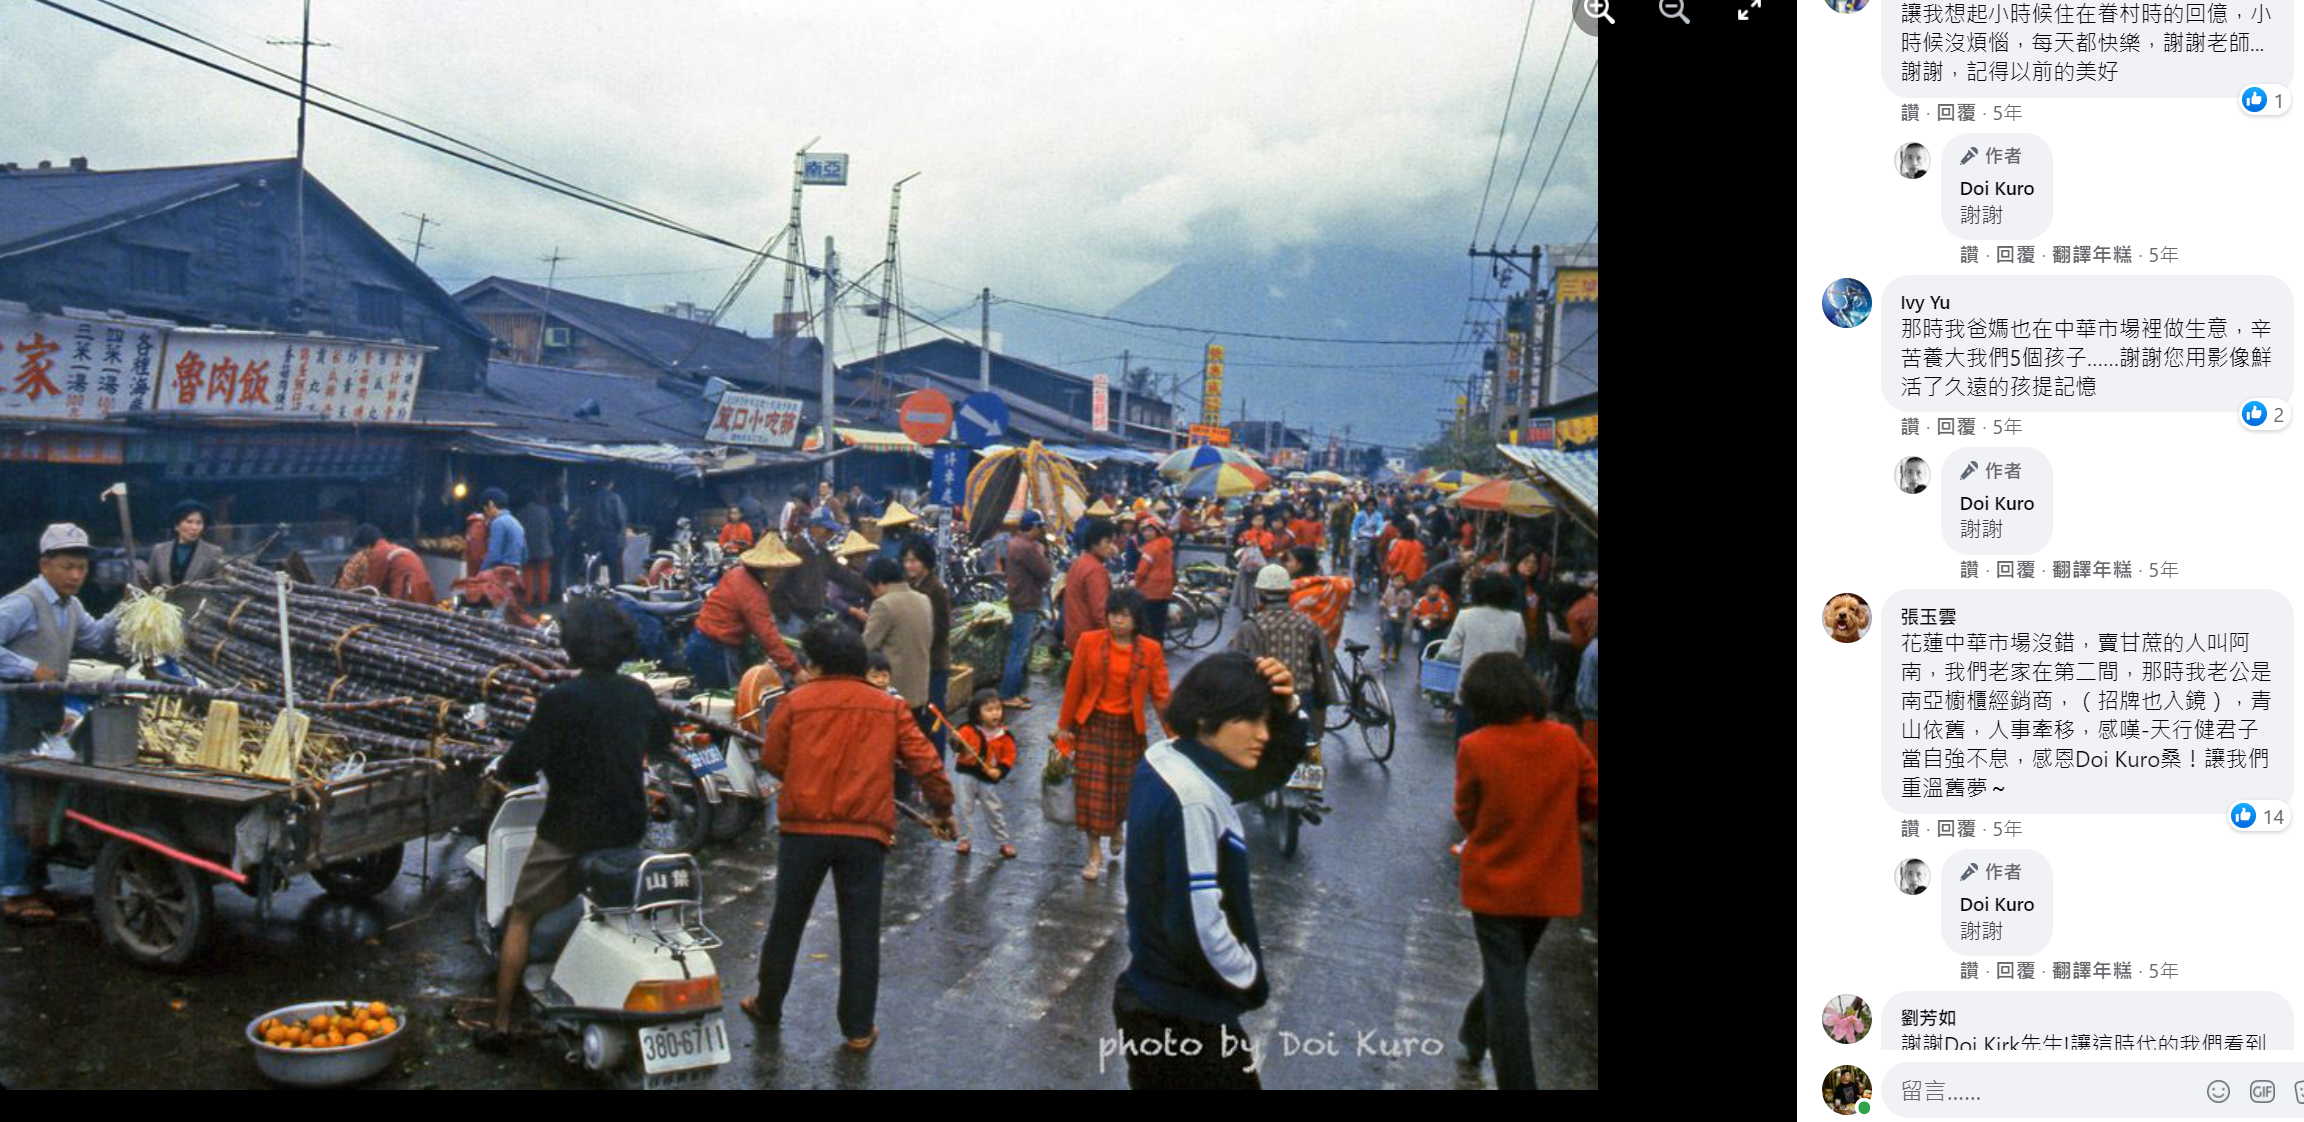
578, 847, 652, 909
614, 595, 699, 618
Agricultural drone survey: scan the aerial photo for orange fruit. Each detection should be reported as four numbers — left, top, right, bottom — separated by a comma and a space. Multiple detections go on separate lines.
346, 1033, 369, 1046
367, 1001, 389, 1019
358, 1018, 379, 1035
286, 1027, 306, 1045
309, 1014, 331, 1032
377, 1018, 397, 1036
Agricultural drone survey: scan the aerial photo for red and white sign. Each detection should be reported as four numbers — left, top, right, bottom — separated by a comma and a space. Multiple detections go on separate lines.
899, 387, 953, 445
704, 391, 805, 448
0, 307, 167, 420
155, 330, 424, 422
1092, 374, 1109, 432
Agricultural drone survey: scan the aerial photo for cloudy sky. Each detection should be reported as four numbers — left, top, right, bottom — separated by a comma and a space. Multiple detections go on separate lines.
1, 0, 1597, 343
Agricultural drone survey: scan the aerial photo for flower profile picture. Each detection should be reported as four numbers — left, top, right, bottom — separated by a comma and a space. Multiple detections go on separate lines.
1824, 994, 1872, 1044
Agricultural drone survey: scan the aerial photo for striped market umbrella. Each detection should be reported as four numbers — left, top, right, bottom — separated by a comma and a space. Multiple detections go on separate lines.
1447, 477, 1555, 516
1305, 470, 1350, 485
1157, 443, 1261, 481
1176, 461, 1273, 499
1430, 470, 1492, 493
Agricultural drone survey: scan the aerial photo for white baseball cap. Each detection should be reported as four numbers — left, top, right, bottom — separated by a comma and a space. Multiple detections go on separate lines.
38, 523, 91, 555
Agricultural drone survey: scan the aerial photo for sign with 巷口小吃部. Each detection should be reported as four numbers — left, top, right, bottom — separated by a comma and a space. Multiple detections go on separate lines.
705, 391, 806, 448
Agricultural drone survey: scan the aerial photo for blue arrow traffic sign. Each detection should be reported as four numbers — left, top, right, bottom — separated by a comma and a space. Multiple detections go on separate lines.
955, 392, 1010, 448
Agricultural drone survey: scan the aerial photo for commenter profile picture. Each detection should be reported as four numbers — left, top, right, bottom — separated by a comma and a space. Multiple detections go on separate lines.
1894, 141, 1929, 179
1895, 456, 1929, 494
1825, 1065, 1874, 1115
1824, 994, 1872, 1044
1895, 858, 1931, 895
1823, 278, 1871, 327
1827, 0, 1870, 12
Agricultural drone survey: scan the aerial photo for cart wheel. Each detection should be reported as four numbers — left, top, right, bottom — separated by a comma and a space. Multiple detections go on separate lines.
92, 828, 217, 970
704, 795, 758, 842
313, 842, 406, 900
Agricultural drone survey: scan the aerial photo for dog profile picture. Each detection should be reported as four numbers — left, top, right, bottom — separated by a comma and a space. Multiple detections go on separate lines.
1822, 278, 1871, 328
1894, 858, 1930, 896
1822, 593, 1871, 643
1894, 141, 1929, 179
1895, 456, 1929, 494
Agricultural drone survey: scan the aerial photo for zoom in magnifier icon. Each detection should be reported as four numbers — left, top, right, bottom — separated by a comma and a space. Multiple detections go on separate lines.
1659, 0, 1690, 22
1585, 0, 1616, 23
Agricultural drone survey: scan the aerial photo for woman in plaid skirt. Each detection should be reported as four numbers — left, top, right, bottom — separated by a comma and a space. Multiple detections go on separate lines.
1058, 588, 1172, 880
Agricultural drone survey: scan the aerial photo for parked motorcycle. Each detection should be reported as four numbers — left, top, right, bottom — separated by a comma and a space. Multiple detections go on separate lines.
467, 783, 729, 1089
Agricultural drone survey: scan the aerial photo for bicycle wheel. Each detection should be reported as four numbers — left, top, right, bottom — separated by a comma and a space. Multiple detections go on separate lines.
1162, 593, 1199, 649
1178, 591, 1223, 650
1354, 673, 1396, 763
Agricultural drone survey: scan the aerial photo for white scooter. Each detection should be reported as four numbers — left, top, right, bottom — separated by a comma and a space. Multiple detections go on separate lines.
467, 785, 731, 1089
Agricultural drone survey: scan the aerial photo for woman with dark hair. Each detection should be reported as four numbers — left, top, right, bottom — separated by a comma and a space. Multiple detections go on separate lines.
1438, 572, 1529, 741
1058, 587, 1170, 880
1112, 650, 1302, 1089
1451, 652, 1596, 1090
479, 598, 670, 1053
900, 537, 951, 741
144, 499, 223, 588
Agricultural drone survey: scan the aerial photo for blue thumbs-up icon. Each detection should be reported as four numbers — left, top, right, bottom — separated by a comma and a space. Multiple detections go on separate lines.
2245, 400, 2269, 427
2246, 86, 2270, 112
2234, 802, 2258, 828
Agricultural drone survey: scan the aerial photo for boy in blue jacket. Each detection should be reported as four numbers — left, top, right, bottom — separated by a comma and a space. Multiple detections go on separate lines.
1113, 651, 1305, 1090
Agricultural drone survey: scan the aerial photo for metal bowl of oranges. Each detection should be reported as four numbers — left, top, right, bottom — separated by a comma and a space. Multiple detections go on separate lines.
246, 1000, 405, 1087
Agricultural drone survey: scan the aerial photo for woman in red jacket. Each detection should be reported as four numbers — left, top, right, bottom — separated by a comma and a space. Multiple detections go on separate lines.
1452, 652, 1597, 1090
1058, 588, 1172, 881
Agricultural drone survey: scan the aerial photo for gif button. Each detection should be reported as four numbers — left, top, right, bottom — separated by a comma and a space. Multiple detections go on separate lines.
2253, 1079, 2277, 1103
2240, 399, 2289, 430
2229, 801, 2290, 832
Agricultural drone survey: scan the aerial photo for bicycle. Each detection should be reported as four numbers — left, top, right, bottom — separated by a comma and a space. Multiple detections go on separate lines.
1319, 639, 1396, 763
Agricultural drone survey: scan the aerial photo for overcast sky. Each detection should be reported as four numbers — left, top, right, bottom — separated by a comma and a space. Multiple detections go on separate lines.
0, 0, 1598, 340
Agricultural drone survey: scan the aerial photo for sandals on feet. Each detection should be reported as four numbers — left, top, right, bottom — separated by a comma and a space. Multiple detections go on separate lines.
739, 994, 779, 1028
955, 839, 971, 855
1080, 862, 1100, 881
999, 845, 1017, 859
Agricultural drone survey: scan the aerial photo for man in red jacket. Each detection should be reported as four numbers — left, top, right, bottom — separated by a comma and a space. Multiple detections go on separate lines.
741, 622, 955, 1052
1451, 652, 1597, 1090
351, 524, 437, 604
1062, 519, 1119, 652
1133, 516, 1176, 644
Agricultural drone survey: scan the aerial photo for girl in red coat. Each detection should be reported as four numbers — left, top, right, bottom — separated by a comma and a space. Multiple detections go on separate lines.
950, 688, 1018, 859
1452, 652, 1597, 1090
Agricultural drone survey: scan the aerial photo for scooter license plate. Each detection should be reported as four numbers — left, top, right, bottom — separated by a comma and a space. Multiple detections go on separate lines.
638, 1015, 731, 1074
1287, 763, 1325, 791
682, 744, 727, 776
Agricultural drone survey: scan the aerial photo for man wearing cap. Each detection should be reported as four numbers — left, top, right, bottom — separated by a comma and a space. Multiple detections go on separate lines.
772, 506, 865, 630
0, 525, 124, 925
1133, 515, 1176, 644
143, 499, 224, 588
1230, 562, 1336, 747
999, 510, 1054, 708
691, 535, 805, 691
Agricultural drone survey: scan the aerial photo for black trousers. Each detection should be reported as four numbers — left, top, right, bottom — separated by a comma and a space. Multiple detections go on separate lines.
755, 833, 887, 1040
1112, 986, 1261, 1090
1459, 914, 1550, 1090
1142, 598, 1171, 644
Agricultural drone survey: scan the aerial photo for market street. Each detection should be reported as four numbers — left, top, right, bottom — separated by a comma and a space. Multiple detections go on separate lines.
0, 603, 1597, 1090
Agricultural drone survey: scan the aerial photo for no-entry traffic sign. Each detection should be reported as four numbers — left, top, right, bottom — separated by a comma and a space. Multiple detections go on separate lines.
899, 388, 954, 445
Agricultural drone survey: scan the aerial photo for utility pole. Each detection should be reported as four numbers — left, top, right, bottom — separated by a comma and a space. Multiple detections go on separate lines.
1468, 245, 1540, 442
399, 211, 436, 266
533, 247, 569, 364
1117, 348, 1130, 441
269, 0, 329, 314
873, 172, 920, 414
819, 237, 840, 483
979, 287, 992, 390
780, 137, 820, 319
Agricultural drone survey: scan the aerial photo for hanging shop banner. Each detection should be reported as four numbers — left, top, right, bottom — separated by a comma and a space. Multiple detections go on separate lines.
0, 433, 124, 464
800, 152, 850, 186
1188, 423, 1232, 447
930, 444, 968, 508
1556, 412, 1598, 449
1092, 374, 1110, 432
1201, 343, 1224, 426
155, 330, 425, 422
0, 307, 166, 420
1556, 268, 1598, 303
704, 391, 805, 448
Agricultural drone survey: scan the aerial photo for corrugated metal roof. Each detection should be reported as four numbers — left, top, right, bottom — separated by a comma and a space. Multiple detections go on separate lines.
1499, 445, 1598, 519
801, 426, 916, 453
455, 276, 819, 388
0, 159, 291, 259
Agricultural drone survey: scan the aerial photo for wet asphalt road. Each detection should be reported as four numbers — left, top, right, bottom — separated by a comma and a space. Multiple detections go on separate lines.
0, 594, 1598, 1090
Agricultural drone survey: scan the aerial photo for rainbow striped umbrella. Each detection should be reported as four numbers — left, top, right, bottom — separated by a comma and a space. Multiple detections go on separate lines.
1158, 443, 1261, 481
1448, 477, 1554, 516
1177, 462, 1273, 498
1431, 470, 1492, 493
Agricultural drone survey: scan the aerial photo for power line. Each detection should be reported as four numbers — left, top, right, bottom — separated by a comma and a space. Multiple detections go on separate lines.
991, 295, 1464, 347
34, 0, 810, 270
1486, 17, 1575, 249
1469, 0, 1540, 250
1508, 60, 1598, 250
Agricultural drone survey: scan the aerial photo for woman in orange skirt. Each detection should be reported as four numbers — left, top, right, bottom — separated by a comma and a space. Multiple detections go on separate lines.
1058, 588, 1171, 881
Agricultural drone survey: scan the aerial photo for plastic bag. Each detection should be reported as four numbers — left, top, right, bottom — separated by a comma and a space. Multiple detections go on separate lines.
1041, 735, 1075, 825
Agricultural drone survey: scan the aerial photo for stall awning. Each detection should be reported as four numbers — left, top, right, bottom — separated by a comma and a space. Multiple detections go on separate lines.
1498, 444, 1598, 526
801, 426, 916, 453
445, 432, 837, 480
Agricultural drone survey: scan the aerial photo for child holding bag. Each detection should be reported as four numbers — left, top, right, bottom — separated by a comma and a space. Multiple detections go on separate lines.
951, 688, 1018, 858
